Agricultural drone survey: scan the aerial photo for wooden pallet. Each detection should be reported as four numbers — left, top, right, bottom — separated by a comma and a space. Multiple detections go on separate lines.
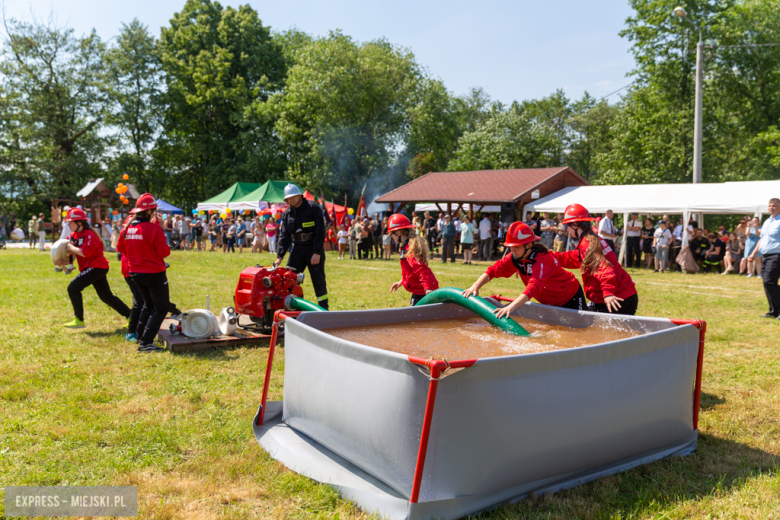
157, 316, 277, 353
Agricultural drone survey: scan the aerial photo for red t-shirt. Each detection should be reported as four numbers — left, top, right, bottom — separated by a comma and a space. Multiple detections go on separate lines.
117, 219, 171, 274
552, 235, 637, 303
69, 228, 109, 271
485, 251, 580, 307
400, 241, 439, 295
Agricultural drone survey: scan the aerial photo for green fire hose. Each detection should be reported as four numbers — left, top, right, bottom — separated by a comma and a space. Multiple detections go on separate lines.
414, 287, 530, 336
284, 295, 328, 313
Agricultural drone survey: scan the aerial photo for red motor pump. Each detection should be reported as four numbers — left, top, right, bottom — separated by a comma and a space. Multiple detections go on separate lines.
234, 265, 306, 333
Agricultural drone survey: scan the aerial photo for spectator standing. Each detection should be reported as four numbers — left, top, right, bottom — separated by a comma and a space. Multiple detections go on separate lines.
226, 219, 237, 253
524, 212, 537, 235
372, 213, 383, 260
539, 213, 555, 249
598, 210, 618, 251
748, 198, 780, 319
265, 217, 277, 254
440, 214, 456, 263
252, 217, 265, 253
348, 218, 359, 259
193, 217, 203, 251
220, 218, 231, 252
640, 219, 655, 269
163, 215, 173, 246
1, 213, 8, 236
208, 221, 218, 252
479, 214, 493, 261
625, 213, 642, 268
236, 217, 247, 253
28, 215, 37, 248
358, 217, 372, 259
9, 211, 17, 234
50, 205, 61, 239
337, 224, 348, 259
553, 218, 567, 252
743, 217, 762, 278
424, 212, 437, 257
381, 217, 392, 260
652, 220, 672, 273
37, 213, 46, 251
460, 216, 474, 264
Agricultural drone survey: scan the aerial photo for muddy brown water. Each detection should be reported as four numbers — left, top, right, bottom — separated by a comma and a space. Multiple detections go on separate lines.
327, 316, 642, 360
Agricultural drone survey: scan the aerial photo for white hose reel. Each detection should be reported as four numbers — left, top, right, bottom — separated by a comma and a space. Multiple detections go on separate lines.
218, 307, 238, 336
50, 239, 75, 274
177, 310, 220, 339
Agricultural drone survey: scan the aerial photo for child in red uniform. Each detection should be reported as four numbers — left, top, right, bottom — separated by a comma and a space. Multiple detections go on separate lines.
387, 214, 439, 305
552, 203, 638, 315
117, 194, 172, 352
60, 208, 130, 328
463, 221, 585, 317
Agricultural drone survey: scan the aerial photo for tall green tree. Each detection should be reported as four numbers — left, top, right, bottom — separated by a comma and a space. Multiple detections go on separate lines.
0, 16, 107, 202
264, 31, 421, 201
406, 78, 465, 178
596, 0, 780, 184
447, 104, 560, 171
104, 19, 164, 194
157, 0, 287, 204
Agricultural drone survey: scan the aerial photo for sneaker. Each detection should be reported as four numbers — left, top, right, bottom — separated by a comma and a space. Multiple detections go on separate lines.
746, 274, 753, 278
63, 318, 85, 328
138, 342, 166, 352
125, 332, 138, 342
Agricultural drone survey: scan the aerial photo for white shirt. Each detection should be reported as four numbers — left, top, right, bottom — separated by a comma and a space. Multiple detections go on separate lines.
626, 219, 641, 238
479, 218, 492, 240
453, 218, 461, 232
654, 228, 672, 247
12, 228, 24, 240
673, 224, 683, 240
598, 217, 615, 239
337, 230, 348, 244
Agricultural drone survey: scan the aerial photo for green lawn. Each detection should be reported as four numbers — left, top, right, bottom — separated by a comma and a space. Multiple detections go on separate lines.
1, 248, 778, 519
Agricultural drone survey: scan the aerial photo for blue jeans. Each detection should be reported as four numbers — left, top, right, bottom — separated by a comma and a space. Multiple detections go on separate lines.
164, 231, 172, 246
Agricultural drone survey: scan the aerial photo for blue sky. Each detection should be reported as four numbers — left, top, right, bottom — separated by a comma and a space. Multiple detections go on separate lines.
5, 0, 637, 104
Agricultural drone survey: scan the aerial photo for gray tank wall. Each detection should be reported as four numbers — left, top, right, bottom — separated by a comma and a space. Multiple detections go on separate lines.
286, 304, 697, 502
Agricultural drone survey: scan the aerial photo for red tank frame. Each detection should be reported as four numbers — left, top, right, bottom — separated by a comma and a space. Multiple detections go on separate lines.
257, 298, 707, 505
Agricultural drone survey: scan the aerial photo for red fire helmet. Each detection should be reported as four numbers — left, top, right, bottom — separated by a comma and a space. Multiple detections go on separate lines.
387, 213, 414, 232
504, 221, 540, 247
131, 193, 157, 214
562, 203, 593, 224
64, 208, 88, 222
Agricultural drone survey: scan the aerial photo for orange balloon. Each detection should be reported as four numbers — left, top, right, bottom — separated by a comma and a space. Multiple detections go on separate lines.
123, 174, 129, 180
116, 188, 122, 194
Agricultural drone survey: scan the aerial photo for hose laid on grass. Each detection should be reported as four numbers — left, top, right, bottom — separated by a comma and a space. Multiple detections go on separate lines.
414, 287, 530, 336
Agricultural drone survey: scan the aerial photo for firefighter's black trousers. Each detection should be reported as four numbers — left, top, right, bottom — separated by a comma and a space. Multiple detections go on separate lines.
287, 243, 329, 309
68, 267, 130, 322
130, 271, 171, 344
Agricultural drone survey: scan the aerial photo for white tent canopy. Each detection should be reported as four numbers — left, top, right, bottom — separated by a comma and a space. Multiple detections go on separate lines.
523, 180, 780, 265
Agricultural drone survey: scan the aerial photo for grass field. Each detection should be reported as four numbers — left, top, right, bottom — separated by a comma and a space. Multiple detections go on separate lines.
1, 247, 778, 519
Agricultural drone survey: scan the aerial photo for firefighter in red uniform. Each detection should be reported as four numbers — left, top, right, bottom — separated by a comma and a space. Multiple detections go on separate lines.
117, 194, 172, 352
463, 221, 585, 317
386, 214, 439, 305
60, 208, 130, 328
552, 203, 638, 315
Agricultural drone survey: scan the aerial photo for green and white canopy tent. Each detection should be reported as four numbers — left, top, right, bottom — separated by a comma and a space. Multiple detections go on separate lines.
196, 182, 262, 212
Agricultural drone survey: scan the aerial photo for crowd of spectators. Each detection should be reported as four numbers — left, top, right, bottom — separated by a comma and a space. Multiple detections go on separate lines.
1, 205, 770, 284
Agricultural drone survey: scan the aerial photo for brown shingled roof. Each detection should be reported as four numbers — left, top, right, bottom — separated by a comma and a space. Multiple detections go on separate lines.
376, 167, 587, 204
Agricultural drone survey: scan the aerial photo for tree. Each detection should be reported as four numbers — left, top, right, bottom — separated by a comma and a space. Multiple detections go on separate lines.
264, 31, 421, 201
0, 15, 108, 202
568, 93, 619, 180
596, 0, 780, 184
104, 19, 164, 194
447, 105, 560, 171
157, 0, 287, 204
406, 78, 465, 177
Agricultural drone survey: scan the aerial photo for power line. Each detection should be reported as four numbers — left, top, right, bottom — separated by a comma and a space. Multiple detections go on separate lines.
599, 83, 633, 101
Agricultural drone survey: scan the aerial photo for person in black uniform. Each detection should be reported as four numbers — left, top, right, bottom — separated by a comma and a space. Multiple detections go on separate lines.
273, 184, 329, 309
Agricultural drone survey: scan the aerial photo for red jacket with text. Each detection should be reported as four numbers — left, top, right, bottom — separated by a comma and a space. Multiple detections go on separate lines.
400, 241, 439, 295
69, 228, 109, 271
552, 235, 637, 303
117, 218, 170, 274
485, 251, 580, 307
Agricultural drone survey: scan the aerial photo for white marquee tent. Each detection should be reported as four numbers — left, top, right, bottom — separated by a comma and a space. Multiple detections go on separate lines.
523, 180, 780, 264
